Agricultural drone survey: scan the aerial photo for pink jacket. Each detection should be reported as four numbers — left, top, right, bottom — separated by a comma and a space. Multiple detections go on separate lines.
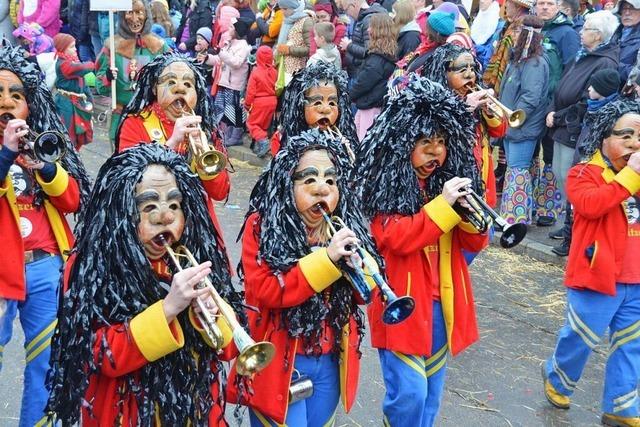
215, 38, 251, 91
18, 0, 61, 37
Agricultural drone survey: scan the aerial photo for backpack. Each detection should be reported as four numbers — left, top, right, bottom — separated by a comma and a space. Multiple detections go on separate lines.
542, 37, 563, 99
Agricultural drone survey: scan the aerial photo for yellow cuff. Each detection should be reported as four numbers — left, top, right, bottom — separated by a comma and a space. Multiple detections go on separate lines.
188, 304, 234, 349
130, 301, 185, 362
423, 195, 461, 233
458, 220, 481, 234
35, 163, 69, 197
482, 111, 503, 128
614, 166, 640, 195
299, 248, 342, 293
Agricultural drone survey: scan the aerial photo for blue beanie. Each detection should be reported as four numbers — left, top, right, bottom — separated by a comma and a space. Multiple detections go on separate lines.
196, 27, 213, 44
428, 11, 455, 37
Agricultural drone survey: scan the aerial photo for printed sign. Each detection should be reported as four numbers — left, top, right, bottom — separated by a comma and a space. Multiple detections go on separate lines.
90, 0, 131, 11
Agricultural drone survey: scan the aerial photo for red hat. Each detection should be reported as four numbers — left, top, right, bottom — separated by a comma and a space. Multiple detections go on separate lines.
53, 33, 75, 53
314, 2, 333, 14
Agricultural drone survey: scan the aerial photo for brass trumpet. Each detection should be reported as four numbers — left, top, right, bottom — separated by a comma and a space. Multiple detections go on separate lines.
178, 102, 226, 176
458, 186, 527, 249
318, 206, 415, 324
469, 85, 527, 128
159, 237, 276, 376
0, 113, 66, 163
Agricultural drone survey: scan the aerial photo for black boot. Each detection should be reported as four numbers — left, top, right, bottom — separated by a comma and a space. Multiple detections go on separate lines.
551, 238, 570, 257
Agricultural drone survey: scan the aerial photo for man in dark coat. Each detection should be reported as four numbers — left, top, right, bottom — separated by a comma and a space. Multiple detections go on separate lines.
613, 0, 640, 82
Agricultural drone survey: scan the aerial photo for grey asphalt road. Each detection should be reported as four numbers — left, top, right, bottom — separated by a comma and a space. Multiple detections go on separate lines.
0, 122, 610, 426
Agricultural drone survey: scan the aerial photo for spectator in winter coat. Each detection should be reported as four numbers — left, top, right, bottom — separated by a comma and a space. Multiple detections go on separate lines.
471, 0, 502, 69
613, 0, 640, 82
308, 1, 348, 61
560, 0, 584, 32
250, 0, 283, 46
337, 0, 388, 77
538, 0, 581, 67
307, 22, 341, 68
176, 0, 214, 52
244, 45, 278, 157
274, 0, 313, 78
350, 13, 397, 141
68, 0, 93, 61
17, 0, 61, 37
393, 0, 421, 59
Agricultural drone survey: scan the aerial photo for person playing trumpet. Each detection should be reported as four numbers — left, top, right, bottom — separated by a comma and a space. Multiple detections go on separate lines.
542, 98, 640, 427
46, 143, 243, 426
227, 129, 383, 426
353, 77, 489, 427
0, 45, 91, 427
116, 52, 230, 245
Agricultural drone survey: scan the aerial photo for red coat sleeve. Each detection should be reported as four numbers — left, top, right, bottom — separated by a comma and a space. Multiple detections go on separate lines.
200, 170, 230, 202
242, 213, 341, 309
92, 324, 150, 378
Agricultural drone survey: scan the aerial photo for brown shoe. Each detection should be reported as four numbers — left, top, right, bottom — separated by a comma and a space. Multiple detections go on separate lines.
541, 363, 570, 409
601, 413, 640, 427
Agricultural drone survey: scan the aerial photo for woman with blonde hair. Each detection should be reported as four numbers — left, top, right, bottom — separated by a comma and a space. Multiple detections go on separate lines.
393, 0, 421, 58
349, 13, 398, 141
150, 0, 175, 37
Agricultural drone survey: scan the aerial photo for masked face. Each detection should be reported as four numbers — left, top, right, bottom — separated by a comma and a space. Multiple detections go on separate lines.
136, 165, 186, 260
602, 113, 640, 171
303, 82, 339, 130
411, 134, 448, 180
0, 70, 28, 137
154, 61, 197, 122
446, 52, 475, 97
293, 149, 339, 230
125, 0, 147, 34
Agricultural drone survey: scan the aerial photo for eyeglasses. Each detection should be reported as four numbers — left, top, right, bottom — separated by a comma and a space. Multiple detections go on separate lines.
581, 27, 600, 32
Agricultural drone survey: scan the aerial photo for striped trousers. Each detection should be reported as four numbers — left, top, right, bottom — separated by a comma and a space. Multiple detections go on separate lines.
545, 284, 640, 417
0, 255, 62, 427
379, 301, 448, 427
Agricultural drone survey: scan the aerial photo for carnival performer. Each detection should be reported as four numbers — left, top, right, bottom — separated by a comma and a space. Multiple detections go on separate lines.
422, 43, 507, 208
0, 45, 91, 427
47, 143, 243, 426
271, 61, 357, 160
227, 129, 383, 426
95, 0, 169, 141
52, 33, 95, 150
116, 52, 230, 240
542, 98, 640, 427
354, 77, 489, 427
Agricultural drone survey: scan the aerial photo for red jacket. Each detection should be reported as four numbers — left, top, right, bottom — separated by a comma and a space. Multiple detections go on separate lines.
368, 195, 488, 357
61, 256, 238, 426
564, 150, 640, 296
118, 111, 231, 241
477, 113, 506, 207
244, 46, 277, 110
226, 213, 363, 423
1, 157, 79, 301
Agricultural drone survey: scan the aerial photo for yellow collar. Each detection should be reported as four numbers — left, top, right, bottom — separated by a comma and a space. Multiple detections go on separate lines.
587, 150, 616, 184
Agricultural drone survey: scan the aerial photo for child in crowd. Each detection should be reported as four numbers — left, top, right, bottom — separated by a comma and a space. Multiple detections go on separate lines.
307, 22, 341, 68
244, 45, 278, 158
150, 0, 174, 36
12, 22, 57, 89
354, 76, 488, 426
52, 33, 95, 150
349, 13, 397, 141
206, 18, 252, 146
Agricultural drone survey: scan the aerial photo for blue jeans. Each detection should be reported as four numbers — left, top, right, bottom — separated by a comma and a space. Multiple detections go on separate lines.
545, 285, 640, 417
0, 255, 62, 427
250, 353, 340, 426
379, 301, 448, 427
78, 43, 95, 62
503, 138, 538, 169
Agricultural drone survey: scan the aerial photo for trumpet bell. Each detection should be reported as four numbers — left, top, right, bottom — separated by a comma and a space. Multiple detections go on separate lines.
499, 223, 527, 249
197, 149, 226, 176
236, 341, 276, 376
34, 131, 66, 163
382, 295, 416, 325
508, 110, 527, 129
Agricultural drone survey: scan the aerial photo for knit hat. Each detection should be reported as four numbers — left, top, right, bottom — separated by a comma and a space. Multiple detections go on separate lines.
589, 69, 621, 97
196, 27, 212, 44
278, 0, 300, 9
53, 33, 75, 53
428, 11, 456, 36
446, 32, 474, 49
314, 2, 333, 15
233, 17, 252, 39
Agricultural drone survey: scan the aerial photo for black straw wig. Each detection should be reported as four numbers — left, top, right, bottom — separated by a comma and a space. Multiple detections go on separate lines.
279, 62, 358, 150
354, 76, 481, 218
115, 52, 218, 152
47, 144, 241, 426
580, 98, 640, 162
242, 129, 382, 355
0, 46, 91, 213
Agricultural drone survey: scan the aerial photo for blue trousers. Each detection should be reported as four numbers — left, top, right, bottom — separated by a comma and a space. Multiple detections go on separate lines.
0, 255, 62, 427
250, 353, 340, 427
379, 301, 448, 427
545, 284, 640, 417
503, 138, 538, 169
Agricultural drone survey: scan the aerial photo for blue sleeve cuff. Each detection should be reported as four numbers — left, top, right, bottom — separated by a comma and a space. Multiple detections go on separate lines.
38, 162, 57, 182
0, 145, 19, 181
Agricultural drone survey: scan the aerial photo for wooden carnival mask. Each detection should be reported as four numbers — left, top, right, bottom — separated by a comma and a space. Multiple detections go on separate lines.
303, 82, 339, 131
411, 134, 448, 180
